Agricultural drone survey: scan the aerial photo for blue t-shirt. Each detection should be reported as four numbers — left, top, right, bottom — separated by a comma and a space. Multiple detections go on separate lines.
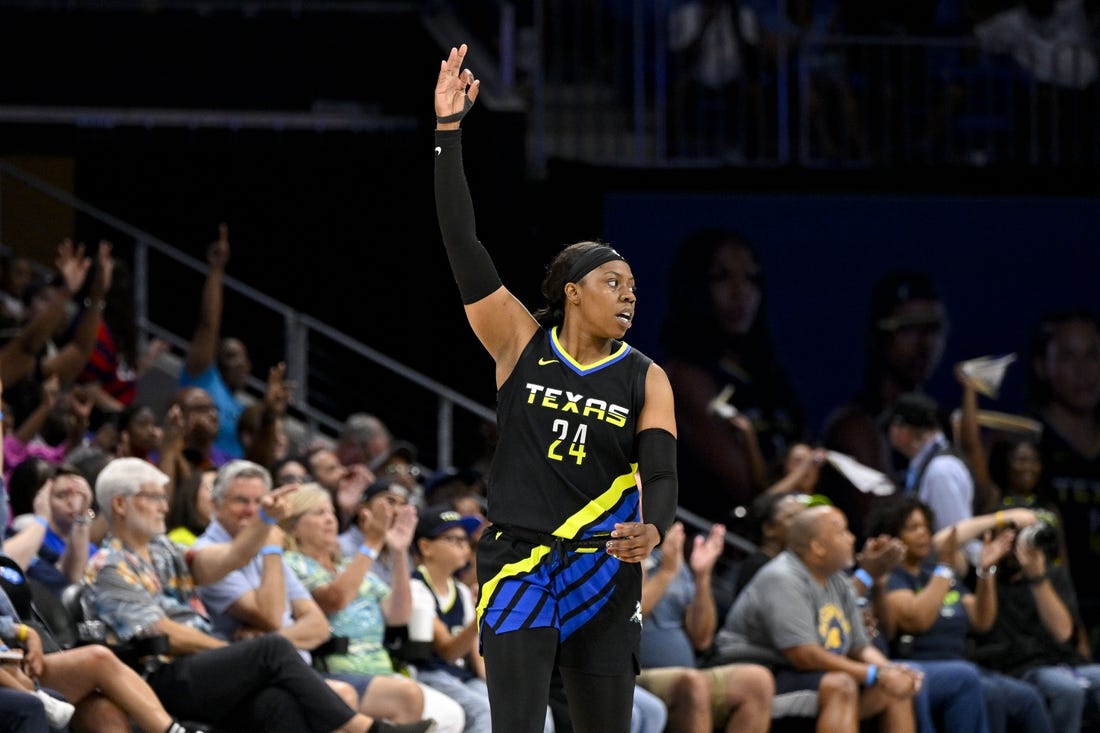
886, 563, 970, 660
179, 363, 244, 460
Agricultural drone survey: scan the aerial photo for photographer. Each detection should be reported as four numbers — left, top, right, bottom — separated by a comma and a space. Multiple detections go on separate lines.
971, 509, 1100, 733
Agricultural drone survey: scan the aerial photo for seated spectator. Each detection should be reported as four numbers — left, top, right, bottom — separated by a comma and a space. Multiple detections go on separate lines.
85, 457, 430, 732
765, 442, 829, 497
370, 441, 426, 511
280, 483, 465, 733
178, 224, 247, 461
115, 403, 163, 463
711, 504, 922, 732
887, 392, 979, 565
271, 456, 311, 489
637, 521, 774, 732
0, 643, 75, 730
194, 460, 433, 728
336, 412, 394, 469
970, 503, 1100, 733
165, 467, 216, 548
1, 241, 105, 428
733, 491, 812, 600
409, 506, 506, 732
866, 495, 1053, 733
4, 377, 93, 485
1, 583, 208, 733
167, 386, 232, 473
3, 463, 96, 595
338, 477, 412, 587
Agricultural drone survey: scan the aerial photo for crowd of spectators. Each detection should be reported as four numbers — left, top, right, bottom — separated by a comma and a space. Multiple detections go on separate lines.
0, 210, 1098, 733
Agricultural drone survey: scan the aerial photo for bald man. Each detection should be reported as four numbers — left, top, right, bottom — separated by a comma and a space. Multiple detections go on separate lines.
709, 505, 922, 732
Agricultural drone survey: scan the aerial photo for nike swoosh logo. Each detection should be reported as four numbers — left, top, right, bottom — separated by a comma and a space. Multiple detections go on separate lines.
435, 146, 442, 156
538, 358, 560, 366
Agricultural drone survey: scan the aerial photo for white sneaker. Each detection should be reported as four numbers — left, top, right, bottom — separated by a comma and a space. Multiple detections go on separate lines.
35, 689, 75, 729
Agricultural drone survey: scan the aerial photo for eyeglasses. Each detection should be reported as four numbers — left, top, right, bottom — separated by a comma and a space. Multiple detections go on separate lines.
276, 474, 312, 487
432, 533, 470, 546
132, 491, 170, 505
385, 464, 421, 478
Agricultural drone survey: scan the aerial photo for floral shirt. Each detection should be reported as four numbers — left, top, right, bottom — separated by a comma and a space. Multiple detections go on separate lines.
84, 533, 211, 643
285, 550, 393, 675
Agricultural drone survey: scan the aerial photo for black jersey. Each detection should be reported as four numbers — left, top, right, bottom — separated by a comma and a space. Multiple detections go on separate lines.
486, 327, 651, 538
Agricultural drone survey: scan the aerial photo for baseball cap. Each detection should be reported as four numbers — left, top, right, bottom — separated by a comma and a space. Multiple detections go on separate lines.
360, 476, 409, 504
415, 505, 483, 541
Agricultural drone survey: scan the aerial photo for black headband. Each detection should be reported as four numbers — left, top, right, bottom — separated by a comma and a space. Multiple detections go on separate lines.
564, 245, 625, 284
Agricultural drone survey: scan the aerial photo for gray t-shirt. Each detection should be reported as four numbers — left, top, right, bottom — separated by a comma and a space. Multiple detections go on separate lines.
711, 550, 868, 669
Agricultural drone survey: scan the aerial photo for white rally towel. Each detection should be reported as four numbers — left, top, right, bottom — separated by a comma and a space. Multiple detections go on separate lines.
825, 450, 896, 496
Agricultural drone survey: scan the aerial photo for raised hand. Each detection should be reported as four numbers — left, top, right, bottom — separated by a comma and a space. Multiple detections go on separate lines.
857, 534, 906, 581
91, 239, 115, 297
207, 223, 230, 269
264, 362, 292, 415
690, 523, 726, 577
980, 528, 1015, 569
386, 503, 418, 552
435, 43, 480, 127
55, 239, 91, 295
259, 482, 300, 524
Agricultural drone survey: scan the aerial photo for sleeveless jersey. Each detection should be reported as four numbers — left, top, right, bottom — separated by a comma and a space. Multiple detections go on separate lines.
486, 327, 651, 539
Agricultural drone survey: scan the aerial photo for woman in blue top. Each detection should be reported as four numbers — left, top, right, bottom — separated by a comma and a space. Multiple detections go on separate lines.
867, 496, 1053, 733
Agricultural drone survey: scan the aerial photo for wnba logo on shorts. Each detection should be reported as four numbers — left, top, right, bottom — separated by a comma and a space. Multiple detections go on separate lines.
630, 601, 642, 625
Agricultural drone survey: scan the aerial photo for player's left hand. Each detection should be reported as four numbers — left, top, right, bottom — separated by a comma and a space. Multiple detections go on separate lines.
607, 522, 660, 563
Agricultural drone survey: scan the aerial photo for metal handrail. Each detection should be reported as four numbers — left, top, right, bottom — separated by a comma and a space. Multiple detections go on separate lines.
0, 158, 495, 469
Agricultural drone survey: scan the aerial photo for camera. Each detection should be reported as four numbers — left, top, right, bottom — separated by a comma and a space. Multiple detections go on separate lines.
1016, 518, 1059, 559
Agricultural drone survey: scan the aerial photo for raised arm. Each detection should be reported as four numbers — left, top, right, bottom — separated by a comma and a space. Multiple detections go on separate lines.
188, 483, 298, 585
183, 224, 229, 378
433, 43, 538, 383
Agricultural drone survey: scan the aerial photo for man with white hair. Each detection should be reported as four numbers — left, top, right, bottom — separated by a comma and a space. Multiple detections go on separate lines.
85, 456, 435, 733
194, 460, 434, 729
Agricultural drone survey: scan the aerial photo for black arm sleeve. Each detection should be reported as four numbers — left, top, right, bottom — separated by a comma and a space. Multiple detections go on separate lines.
434, 129, 503, 305
638, 427, 678, 543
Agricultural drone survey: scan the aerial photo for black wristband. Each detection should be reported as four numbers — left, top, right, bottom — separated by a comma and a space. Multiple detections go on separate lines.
437, 94, 474, 124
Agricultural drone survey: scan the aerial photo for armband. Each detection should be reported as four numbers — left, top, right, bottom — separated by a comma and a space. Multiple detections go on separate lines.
434, 130, 502, 305
975, 564, 997, 579
638, 428, 678, 544
358, 544, 378, 561
853, 567, 874, 590
260, 545, 284, 557
258, 507, 278, 526
865, 664, 878, 686
437, 94, 475, 124
32, 516, 48, 529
